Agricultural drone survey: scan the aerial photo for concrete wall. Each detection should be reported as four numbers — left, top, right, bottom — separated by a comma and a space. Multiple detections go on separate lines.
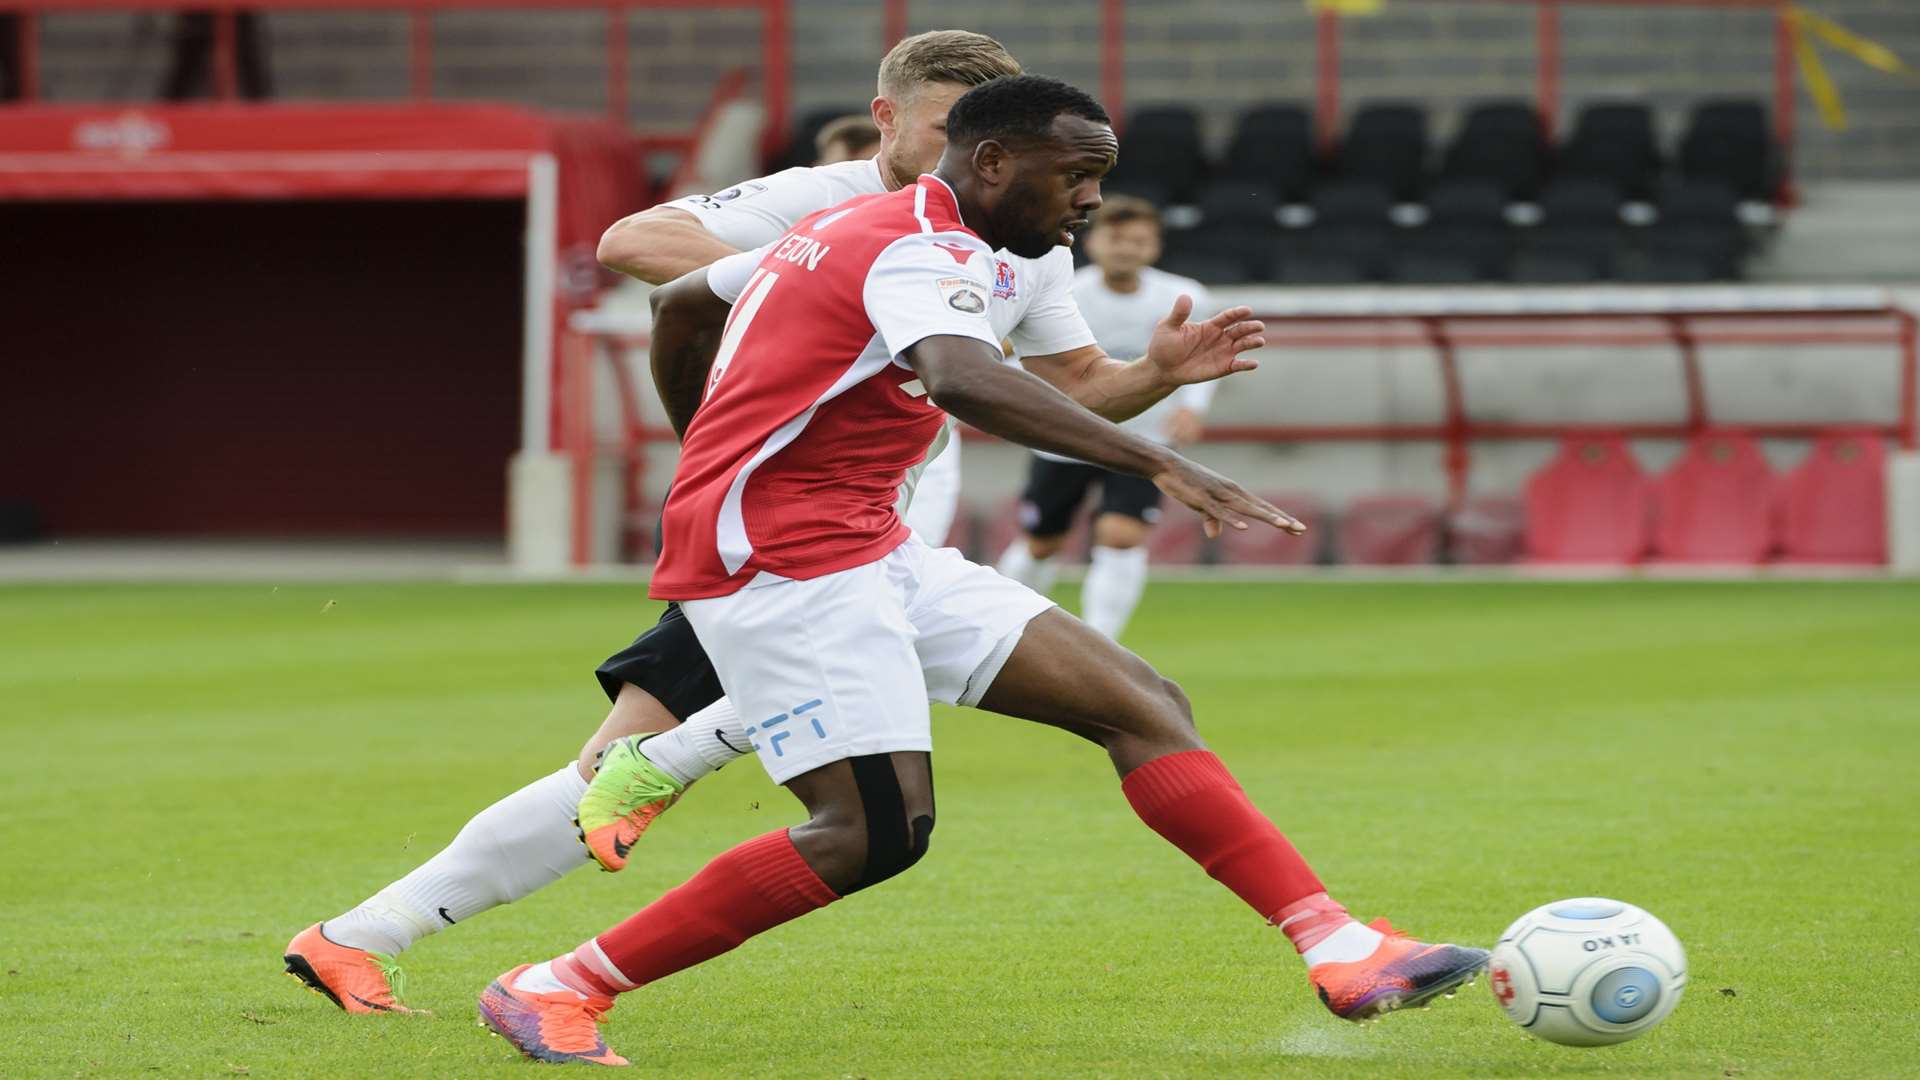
29, 1, 1920, 178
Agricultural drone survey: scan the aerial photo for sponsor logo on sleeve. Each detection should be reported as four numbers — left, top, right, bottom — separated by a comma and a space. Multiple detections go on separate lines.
992, 260, 1017, 300
937, 276, 988, 315
711, 181, 768, 204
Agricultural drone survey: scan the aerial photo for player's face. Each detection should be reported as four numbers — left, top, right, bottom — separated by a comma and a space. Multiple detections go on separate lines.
987, 114, 1117, 260
877, 81, 968, 187
1087, 219, 1161, 276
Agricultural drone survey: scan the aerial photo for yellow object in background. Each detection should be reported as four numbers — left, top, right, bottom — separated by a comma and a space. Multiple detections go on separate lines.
1789, 6, 1920, 131
1306, 0, 1384, 15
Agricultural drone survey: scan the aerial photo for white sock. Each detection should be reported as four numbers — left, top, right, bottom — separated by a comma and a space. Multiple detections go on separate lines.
1083, 545, 1149, 639
996, 540, 1059, 594
636, 697, 747, 784
511, 961, 581, 998
323, 763, 590, 954
1301, 919, 1386, 967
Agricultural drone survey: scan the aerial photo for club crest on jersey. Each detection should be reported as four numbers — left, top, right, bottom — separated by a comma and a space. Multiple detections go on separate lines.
937, 276, 987, 315
992, 260, 1017, 300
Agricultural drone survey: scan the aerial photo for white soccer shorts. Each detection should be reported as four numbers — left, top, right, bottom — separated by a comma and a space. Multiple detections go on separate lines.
902, 437, 962, 546
680, 535, 1054, 785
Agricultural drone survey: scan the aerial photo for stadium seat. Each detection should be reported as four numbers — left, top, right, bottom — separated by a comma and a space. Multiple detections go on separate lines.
1617, 251, 1715, 283
1274, 251, 1370, 285
1287, 224, 1393, 281
1224, 104, 1316, 198
1558, 102, 1661, 197
1509, 250, 1604, 284
1148, 511, 1207, 564
1311, 177, 1395, 226
1111, 104, 1207, 203
1448, 495, 1526, 564
1651, 432, 1777, 563
1424, 177, 1508, 229
1196, 179, 1281, 226
1157, 252, 1252, 286
1518, 223, 1620, 279
1440, 101, 1547, 198
1336, 494, 1443, 564
1679, 99, 1776, 200
1336, 102, 1429, 199
1386, 250, 1481, 285
1166, 221, 1279, 281
1524, 435, 1652, 563
1217, 494, 1323, 564
1101, 178, 1172, 208
1778, 431, 1887, 563
1644, 223, 1745, 280
1538, 176, 1624, 227
1399, 224, 1509, 280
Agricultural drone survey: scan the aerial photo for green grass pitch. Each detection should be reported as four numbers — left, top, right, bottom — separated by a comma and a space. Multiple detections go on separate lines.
3, 579, 1917, 1078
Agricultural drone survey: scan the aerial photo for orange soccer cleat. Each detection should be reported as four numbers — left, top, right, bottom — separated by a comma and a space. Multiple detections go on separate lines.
478, 964, 629, 1066
283, 923, 424, 1015
1309, 919, 1489, 1022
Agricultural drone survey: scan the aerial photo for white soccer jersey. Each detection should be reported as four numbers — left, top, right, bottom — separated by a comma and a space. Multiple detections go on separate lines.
1033, 265, 1218, 464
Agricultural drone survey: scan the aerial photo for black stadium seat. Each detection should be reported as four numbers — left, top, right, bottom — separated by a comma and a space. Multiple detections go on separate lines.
1337, 102, 1429, 200
1292, 224, 1393, 280
1424, 177, 1508, 229
1558, 102, 1661, 198
1440, 100, 1547, 198
1653, 178, 1746, 278
1387, 251, 1481, 285
1401, 225, 1509, 280
1109, 104, 1207, 203
1509, 250, 1604, 284
1521, 224, 1621, 279
1680, 99, 1776, 199
1619, 251, 1715, 283
1312, 177, 1395, 226
1196, 179, 1281, 226
1538, 176, 1624, 227
1158, 252, 1253, 287
1165, 221, 1279, 282
1275, 250, 1368, 285
1224, 104, 1316, 198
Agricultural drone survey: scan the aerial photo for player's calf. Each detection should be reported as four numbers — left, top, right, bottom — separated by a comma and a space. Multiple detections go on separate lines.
786, 752, 935, 895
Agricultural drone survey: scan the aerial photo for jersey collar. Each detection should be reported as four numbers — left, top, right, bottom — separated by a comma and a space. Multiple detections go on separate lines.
915, 172, 968, 230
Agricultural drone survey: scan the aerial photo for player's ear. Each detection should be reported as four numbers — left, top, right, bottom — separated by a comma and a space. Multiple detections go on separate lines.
971, 139, 1009, 186
872, 96, 896, 137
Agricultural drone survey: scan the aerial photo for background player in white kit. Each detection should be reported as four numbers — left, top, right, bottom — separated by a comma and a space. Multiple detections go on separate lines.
285, 32, 1275, 1017
997, 195, 1218, 639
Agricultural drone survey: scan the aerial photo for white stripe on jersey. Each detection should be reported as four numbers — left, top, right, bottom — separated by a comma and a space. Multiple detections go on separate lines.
715, 335, 899, 574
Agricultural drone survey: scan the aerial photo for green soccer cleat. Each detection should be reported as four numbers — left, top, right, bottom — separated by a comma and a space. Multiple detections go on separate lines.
576, 735, 687, 872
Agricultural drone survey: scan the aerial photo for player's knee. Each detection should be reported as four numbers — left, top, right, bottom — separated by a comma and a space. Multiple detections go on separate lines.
1028, 534, 1066, 560
1093, 513, 1148, 549
1159, 676, 1195, 731
846, 810, 934, 894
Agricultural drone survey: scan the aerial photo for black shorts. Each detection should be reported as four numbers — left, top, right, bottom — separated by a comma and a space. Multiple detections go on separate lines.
593, 602, 725, 722
1017, 455, 1163, 538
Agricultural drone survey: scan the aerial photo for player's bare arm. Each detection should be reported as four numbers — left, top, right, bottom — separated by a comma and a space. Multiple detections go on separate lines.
598, 206, 742, 286
1020, 297, 1265, 423
646, 267, 730, 438
907, 334, 1303, 539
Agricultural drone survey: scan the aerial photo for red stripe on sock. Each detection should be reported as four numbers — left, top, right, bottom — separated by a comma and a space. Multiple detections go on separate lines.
591, 830, 838, 990
1121, 749, 1326, 923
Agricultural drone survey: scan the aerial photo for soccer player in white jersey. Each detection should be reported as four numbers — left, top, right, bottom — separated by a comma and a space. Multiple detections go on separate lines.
998, 195, 1216, 639
283, 31, 1270, 1016
476, 76, 1487, 1067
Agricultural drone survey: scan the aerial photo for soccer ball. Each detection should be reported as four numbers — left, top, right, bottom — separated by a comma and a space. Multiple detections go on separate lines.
1488, 897, 1687, 1046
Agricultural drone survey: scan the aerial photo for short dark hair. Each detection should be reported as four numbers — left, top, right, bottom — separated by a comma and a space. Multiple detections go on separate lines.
945, 74, 1111, 149
1093, 194, 1160, 232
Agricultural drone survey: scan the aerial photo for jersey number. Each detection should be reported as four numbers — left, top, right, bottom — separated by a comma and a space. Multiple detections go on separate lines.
706, 268, 780, 398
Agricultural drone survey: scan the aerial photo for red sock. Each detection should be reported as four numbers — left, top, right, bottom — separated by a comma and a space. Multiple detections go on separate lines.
556, 829, 839, 995
1122, 750, 1330, 926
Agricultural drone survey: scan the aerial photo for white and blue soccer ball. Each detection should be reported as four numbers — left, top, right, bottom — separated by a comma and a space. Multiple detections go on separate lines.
1488, 897, 1687, 1046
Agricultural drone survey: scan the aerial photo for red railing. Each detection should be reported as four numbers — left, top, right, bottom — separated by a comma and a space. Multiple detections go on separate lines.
4, 0, 792, 157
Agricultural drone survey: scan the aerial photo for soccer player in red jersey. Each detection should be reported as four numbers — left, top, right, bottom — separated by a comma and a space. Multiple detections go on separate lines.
476, 75, 1488, 1066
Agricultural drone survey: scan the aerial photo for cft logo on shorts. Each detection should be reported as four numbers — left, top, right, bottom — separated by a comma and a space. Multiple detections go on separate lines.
992, 260, 1017, 300
745, 699, 830, 758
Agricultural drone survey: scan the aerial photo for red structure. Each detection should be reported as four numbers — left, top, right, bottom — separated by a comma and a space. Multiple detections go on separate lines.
1779, 430, 1888, 563
1652, 431, 1776, 563
1525, 435, 1653, 562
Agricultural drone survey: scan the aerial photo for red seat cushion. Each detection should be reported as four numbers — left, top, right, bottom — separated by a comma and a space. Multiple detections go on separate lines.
1448, 494, 1526, 564
1524, 435, 1651, 563
1651, 432, 1776, 563
1778, 431, 1887, 563
1336, 494, 1442, 565
1217, 494, 1323, 565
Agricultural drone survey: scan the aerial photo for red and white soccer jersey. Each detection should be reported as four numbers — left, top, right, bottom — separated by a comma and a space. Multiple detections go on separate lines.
651, 175, 1006, 600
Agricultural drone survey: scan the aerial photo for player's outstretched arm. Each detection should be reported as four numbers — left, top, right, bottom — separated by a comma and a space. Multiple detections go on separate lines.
647, 269, 732, 438
599, 207, 743, 286
1021, 296, 1265, 423
908, 335, 1304, 539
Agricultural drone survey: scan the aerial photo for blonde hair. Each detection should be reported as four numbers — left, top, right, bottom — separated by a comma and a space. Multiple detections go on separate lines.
877, 30, 1022, 103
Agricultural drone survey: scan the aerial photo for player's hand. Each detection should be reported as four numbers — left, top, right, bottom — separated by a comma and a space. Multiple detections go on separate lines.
1145, 295, 1265, 388
1151, 457, 1306, 540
